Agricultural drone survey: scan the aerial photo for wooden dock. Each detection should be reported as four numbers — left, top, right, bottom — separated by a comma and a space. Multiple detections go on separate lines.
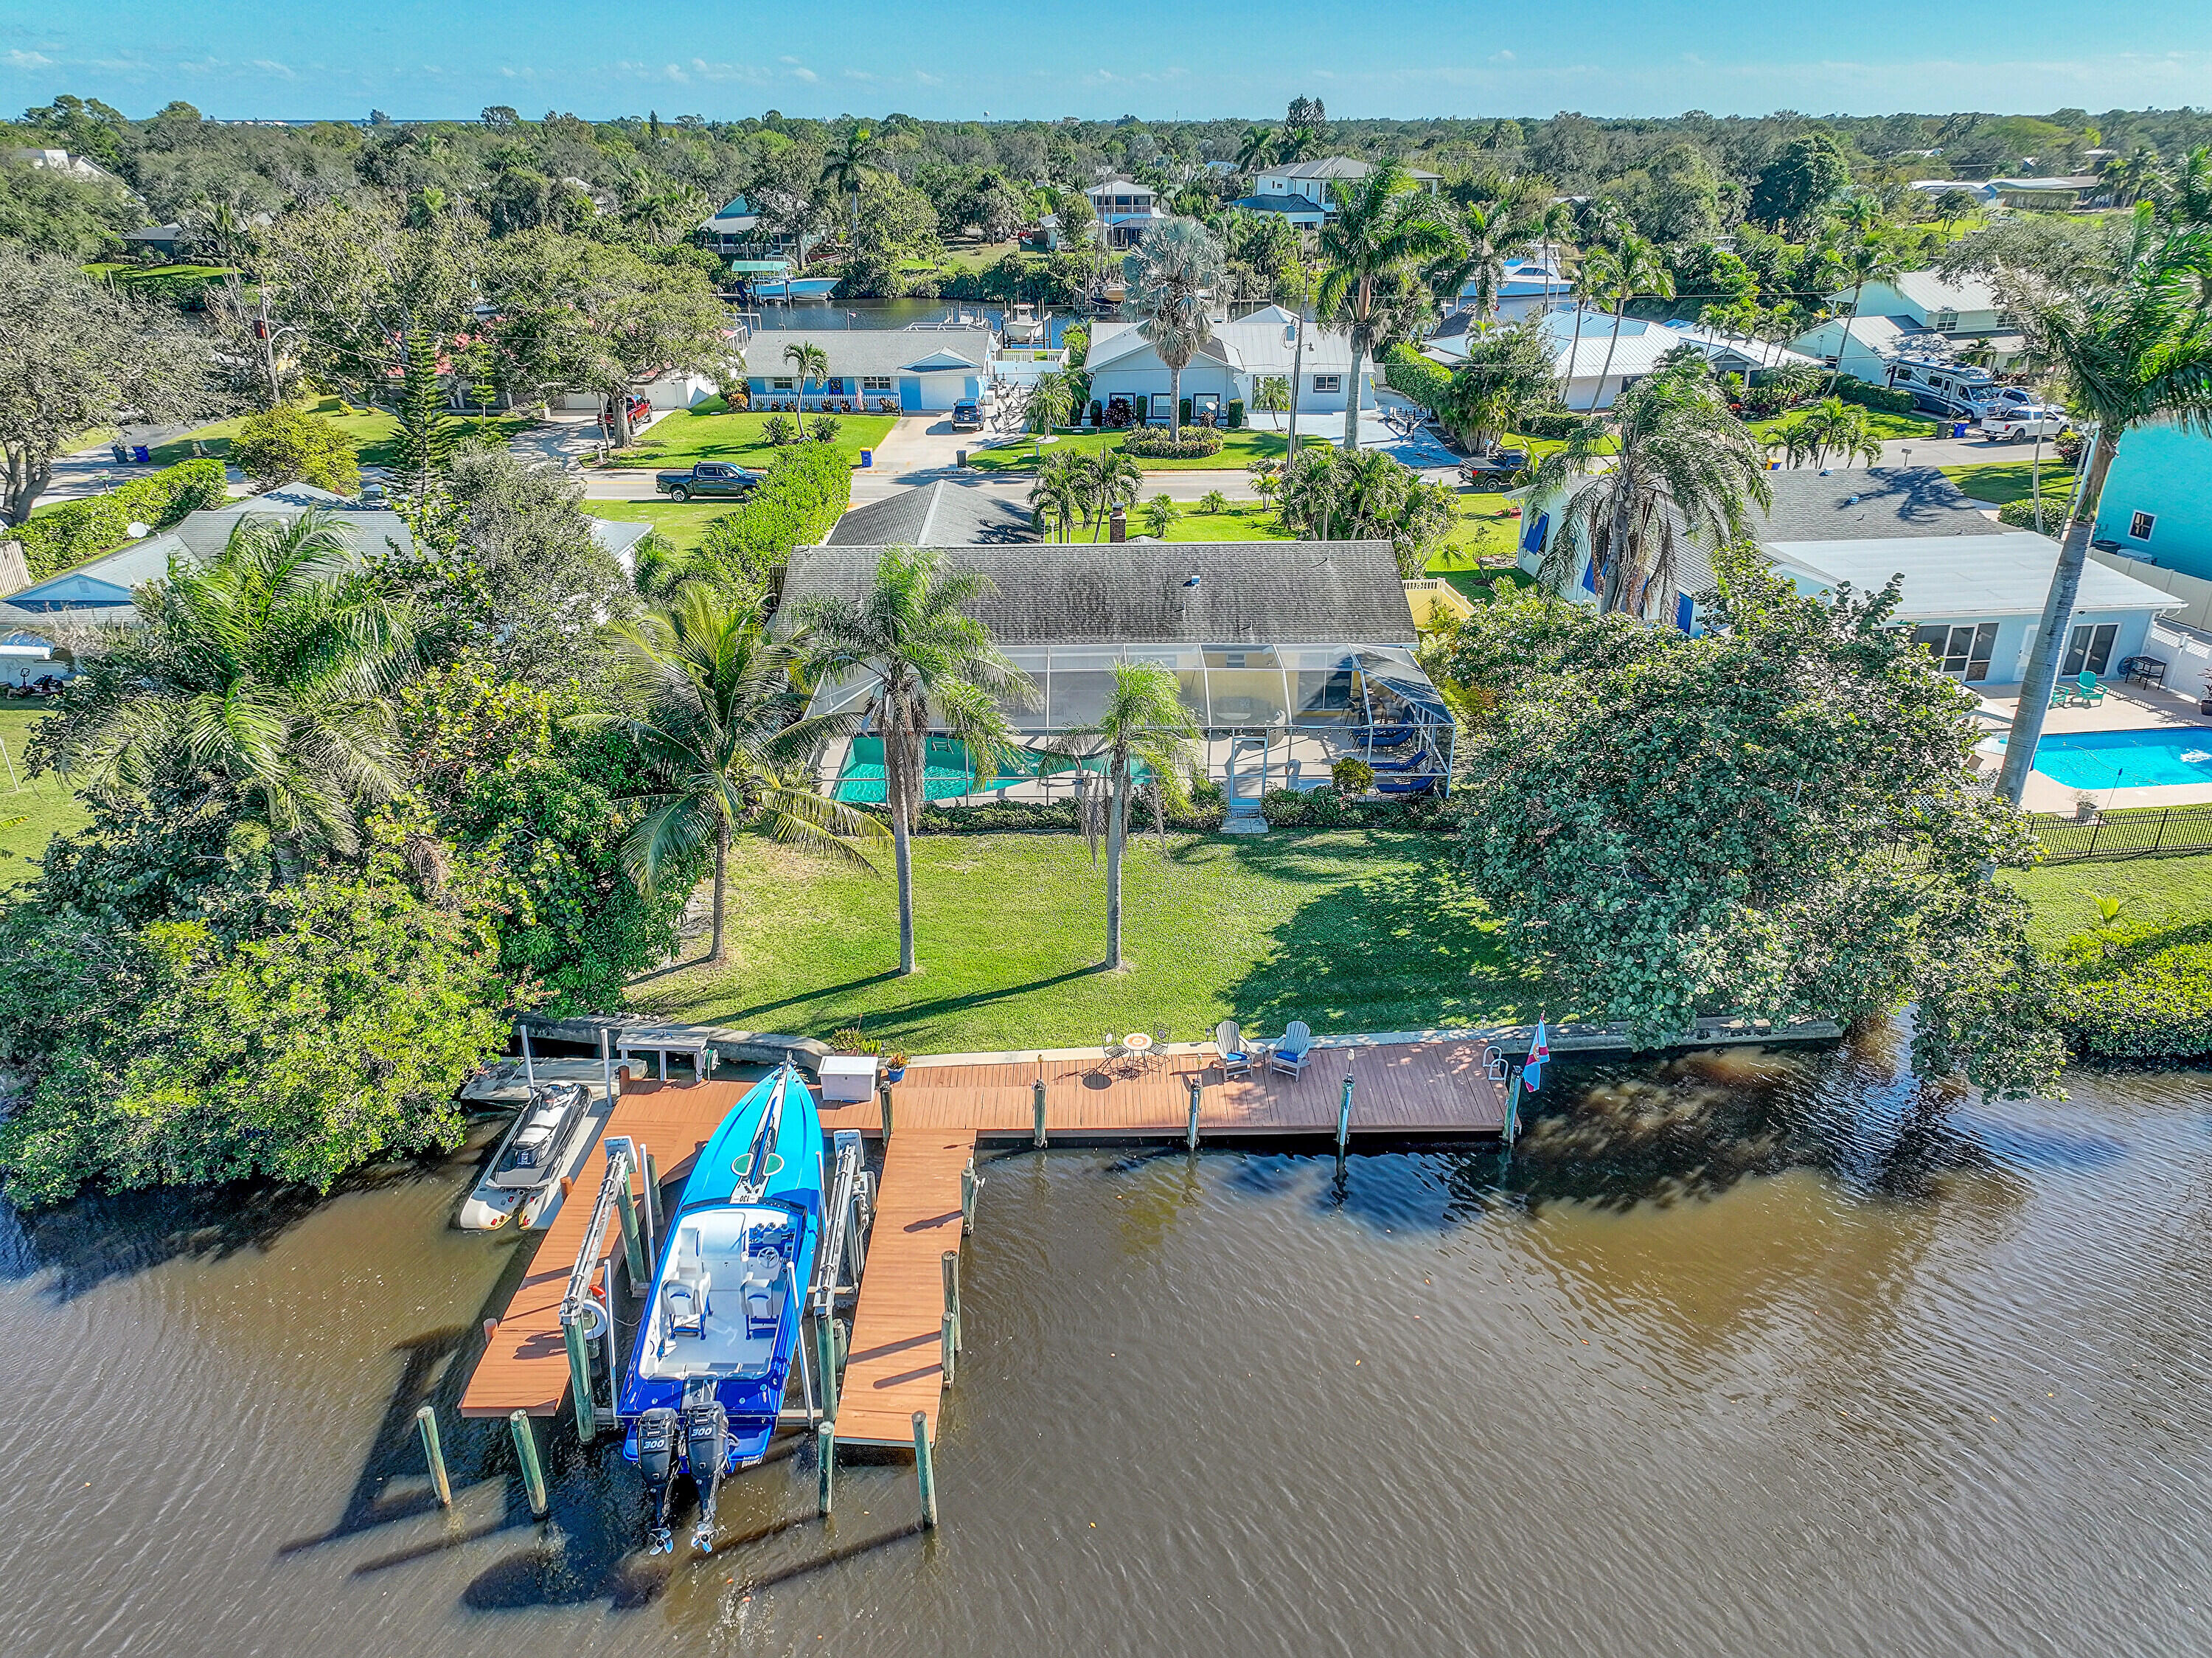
832, 1130, 976, 1447
459, 1037, 1505, 1427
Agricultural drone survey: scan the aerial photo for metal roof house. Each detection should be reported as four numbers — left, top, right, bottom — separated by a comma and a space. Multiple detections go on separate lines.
1235, 158, 1442, 227
1790, 270, 2028, 380
1085, 178, 1170, 249
1083, 305, 1373, 422
1517, 465, 2181, 685
741, 327, 993, 414
774, 540, 1453, 813
1426, 305, 1821, 410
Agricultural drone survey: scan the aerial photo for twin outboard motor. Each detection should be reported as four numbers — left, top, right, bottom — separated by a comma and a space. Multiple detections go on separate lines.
684, 1400, 731, 1555
636, 1407, 681, 1555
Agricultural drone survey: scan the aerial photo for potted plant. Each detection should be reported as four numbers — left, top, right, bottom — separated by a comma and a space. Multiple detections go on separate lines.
883, 1052, 909, 1083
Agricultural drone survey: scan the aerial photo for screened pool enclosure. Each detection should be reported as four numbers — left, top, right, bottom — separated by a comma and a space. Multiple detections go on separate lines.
808, 642, 1455, 810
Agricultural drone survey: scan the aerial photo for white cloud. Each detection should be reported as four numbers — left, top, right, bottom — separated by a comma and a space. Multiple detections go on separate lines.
4, 49, 52, 69
1489, 49, 1513, 63
249, 59, 296, 80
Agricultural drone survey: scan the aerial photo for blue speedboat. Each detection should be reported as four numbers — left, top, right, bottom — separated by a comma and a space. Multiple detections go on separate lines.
619, 1063, 822, 1553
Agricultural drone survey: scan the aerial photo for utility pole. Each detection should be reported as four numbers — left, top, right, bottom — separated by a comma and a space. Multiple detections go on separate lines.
255, 283, 281, 408
1286, 235, 1310, 463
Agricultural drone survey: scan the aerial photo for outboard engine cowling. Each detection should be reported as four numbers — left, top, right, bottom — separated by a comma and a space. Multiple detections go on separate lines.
636, 1407, 680, 1554
684, 1401, 731, 1554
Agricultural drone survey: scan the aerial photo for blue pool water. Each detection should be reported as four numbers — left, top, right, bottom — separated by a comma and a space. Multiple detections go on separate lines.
2001, 725, 2212, 788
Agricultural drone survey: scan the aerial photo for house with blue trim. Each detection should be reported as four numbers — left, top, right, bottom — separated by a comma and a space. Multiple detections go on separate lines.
1234, 158, 1441, 228
741, 327, 992, 414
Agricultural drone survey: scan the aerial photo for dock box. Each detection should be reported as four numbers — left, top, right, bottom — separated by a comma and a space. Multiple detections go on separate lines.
819, 1054, 879, 1103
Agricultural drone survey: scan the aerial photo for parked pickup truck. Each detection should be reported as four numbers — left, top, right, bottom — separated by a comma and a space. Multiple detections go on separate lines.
654, 462, 765, 502
1980, 406, 2069, 444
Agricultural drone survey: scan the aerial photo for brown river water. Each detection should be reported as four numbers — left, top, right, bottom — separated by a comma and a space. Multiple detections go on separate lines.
4, 1022, 2209, 1657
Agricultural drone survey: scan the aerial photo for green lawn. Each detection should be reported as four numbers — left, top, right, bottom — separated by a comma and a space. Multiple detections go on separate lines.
2006, 851, 2212, 952
969, 429, 1331, 475
1747, 409, 1941, 444
0, 707, 86, 892
610, 403, 896, 471
639, 829, 1532, 1052
583, 499, 740, 552
153, 396, 532, 468
1944, 458, 2079, 508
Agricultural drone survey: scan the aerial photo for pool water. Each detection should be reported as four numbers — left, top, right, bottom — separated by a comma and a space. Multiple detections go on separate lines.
2003, 725, 2212, 788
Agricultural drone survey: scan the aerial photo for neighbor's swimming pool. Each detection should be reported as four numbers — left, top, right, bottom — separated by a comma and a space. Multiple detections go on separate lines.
2000, 725, 2212, 788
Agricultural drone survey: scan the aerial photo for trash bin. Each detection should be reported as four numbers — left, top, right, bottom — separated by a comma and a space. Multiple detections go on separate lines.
131, 445, 150, 462
859, 448, 872, 468
1951, 421, 1966, 439
956, 448, 968, 468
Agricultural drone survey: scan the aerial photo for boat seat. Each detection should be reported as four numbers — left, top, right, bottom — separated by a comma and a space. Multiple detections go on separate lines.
665, 1227, 710, 1339
742, 1249, 783, 1334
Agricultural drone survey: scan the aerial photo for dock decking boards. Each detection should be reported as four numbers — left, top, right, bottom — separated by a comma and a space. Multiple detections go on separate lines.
459, 1038, 1503, 1425
832, 1130, 976, 1447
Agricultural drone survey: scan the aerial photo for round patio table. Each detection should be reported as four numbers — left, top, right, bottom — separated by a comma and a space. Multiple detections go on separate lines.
1121, 1032, 1155, 1071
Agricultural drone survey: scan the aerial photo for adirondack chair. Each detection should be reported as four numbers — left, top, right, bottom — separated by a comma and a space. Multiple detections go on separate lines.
1214, 1020, 1253, 1081
2075, 671, 2107, 706
1268, 1021, 1315, 1080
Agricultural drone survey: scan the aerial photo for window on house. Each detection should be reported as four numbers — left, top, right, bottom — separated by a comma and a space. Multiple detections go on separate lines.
1930, 308, 1959, 332
771, 377, 795, 390
1312, 374, 1342, 394
2129, 510, 2156, 541
1913, 622, 1998, 681
860, 375, 893, 392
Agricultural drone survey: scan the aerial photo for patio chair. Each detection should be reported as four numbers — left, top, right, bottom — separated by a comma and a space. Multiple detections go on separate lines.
1152, 1027, 1172, 1073
1214, 1020, 1253, 1081
2076, 671, 2107, 706
1269, 1021, 1315, 1081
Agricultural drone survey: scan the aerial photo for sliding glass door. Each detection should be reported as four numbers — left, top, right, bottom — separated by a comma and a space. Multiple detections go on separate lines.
2062, 622, 2118, 678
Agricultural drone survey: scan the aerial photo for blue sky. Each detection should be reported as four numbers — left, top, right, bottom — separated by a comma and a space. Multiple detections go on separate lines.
5, 1, 2209, 122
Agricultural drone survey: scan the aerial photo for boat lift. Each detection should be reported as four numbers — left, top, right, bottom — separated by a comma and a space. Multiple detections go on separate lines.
554, 1116, 871, 1442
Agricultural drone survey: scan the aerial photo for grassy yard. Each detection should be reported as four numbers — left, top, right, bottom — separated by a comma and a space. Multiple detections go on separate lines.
639, 830, 1532, 1052
0, 707, 86, 892
1747, 408, 1941, 444
582, 499, 742, 552
1944, 457, 2079, 508
609, 403, 896, 471
153, 396, 532, 468
2006, 852, 2212, 953
969, 429, 1331, 475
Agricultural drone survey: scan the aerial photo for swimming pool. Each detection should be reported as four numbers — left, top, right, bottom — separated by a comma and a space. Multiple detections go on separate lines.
1999, 725, 2212, 789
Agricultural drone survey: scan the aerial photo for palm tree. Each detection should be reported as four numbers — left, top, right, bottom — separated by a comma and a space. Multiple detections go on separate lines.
1533, 358, 1772, 617
1123, 218, 1225, 443
1824, 229, 1900, 392
1235, 124, 1277, 177
2162, 145, 2212, 228
819, 125, 883, 246
1770, 396, 1883, 469
1077, 446, 1143, 540
1593, 233, 1673, 409
1029, 451, 1084, 542
1532, 198, 1575, 314
795, 545, 1028, 976
47, 509, 417, 873
1048, 663, 1197, 971
2104, 145, 2163, 209
1432, 198, 1526, 323
1317, 160, 1455, 450
1992, 212, 2212, 807
1564, 248, 1615, 409
783, 339, 830, 408
1022, 370, 1074, 466
605, 584, 887, 963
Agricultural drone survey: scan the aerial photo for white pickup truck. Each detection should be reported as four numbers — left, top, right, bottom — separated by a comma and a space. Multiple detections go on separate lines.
1980, 406, 2069, 443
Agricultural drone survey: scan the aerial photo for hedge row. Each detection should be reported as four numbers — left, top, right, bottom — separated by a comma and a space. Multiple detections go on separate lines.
14, 459, 230, 580
1259, 787, 1448, 830
1382, 343, 1452, 412
1123, 427, 1222, 459
858, 782, 1229, 835
2056, 923, 2212, 1060
1829, 378, 1919, 416
693, 442, 852, 585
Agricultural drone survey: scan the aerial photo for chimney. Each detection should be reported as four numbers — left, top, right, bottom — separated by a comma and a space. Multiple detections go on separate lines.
1109, 504, 1127, 544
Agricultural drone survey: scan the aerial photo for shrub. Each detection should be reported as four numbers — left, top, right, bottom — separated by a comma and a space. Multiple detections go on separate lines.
1382, 343, 1453, 412
1198, 489, 1229, 515
13, 458, 229, 580
810, 414, 842, 445
1829, 378, 1919, 416
2056, 430, 2086, 467
689, 442, 852, 590
1122, 428, 1222, 459
1140, 494, 1175, 538
828, 1025, 883, 1055
762, 413, 799, 446
1332, 757, 1375, 794
230, 404, 361, 496
1997, 497, 2063, 531
1226, 399, 1244, 429
2055, 920, 2212, 1059
1514, 407, 1587, 439
859, 781, 1226, 835
1261, 785, 1447, 830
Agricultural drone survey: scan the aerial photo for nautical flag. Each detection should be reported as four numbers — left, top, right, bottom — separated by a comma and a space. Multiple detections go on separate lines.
1523, 1021, 1550, 1092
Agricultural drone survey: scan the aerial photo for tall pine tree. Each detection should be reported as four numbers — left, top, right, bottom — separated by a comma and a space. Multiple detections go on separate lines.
394, 326, 454, 500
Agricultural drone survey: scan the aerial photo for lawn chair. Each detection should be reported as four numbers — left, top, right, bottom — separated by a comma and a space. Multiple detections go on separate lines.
1268, 1021, 1315, 1080
2075, 671, 2107, 706
1214, 1020, 1253, 1081
1099, 1033, 1128, 1075
1151, 1027, 1171, 1074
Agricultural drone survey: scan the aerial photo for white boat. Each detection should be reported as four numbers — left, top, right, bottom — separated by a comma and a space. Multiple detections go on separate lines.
459, 1030, 610, 1231
728, 257, 839, 300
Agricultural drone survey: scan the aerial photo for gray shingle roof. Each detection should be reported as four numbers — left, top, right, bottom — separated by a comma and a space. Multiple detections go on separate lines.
826, 481, 1037, 547
752, 328, 991, 380
776, 541, 1416, 645
1753, 468, 2006, 544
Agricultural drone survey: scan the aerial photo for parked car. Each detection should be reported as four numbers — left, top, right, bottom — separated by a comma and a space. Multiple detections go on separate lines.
654, 462, 764, 502
950, 400, 983, 431
1980, 406, 2069, 443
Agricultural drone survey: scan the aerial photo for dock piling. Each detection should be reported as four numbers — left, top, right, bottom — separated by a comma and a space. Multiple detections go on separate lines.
1186, 1074, 1202, 1151
912, 1412, 938, 1529
561, 1312, 597, 1442
879, 1081, 893, 1140
941, 1312, 957, 1387
639, 1144, 661, 1263
1032, 1078, 1048, 1148
415, 1405, 452, 1508
613, 1166, 646, 1290
816, 1420, 836, 1516
509, 1409, 549, 1519
941, 1249, 961, 1352
814, 1311, 840, 1421
1336, 1068, 1354, 1159
960, 1156, 978, 1235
